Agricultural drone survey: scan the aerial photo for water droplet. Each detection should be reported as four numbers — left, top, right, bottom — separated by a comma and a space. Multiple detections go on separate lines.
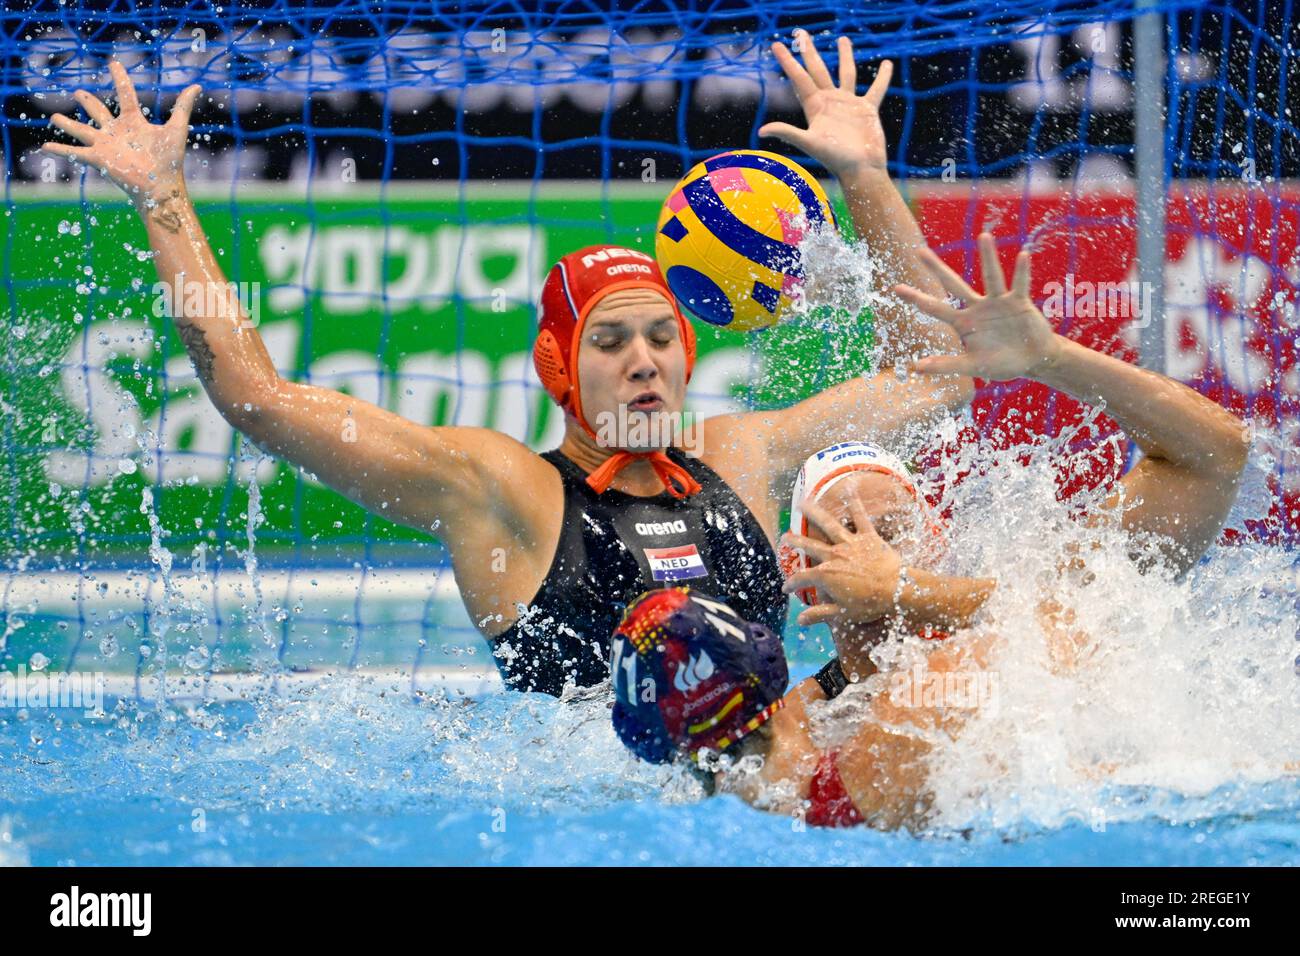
29, 652, 49, 672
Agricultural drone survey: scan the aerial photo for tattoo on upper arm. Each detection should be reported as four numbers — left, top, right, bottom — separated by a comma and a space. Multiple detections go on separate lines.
175, 322, 216, 383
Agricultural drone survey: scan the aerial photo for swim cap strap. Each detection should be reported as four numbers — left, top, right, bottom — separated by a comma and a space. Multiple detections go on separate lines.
586, 450, 703, 499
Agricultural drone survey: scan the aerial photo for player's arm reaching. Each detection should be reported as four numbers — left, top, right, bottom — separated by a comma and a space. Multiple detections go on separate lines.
41, 63, 548, 541
708, 31, 973, 504
761, 30, 954, 366
899, 233, 1251, 574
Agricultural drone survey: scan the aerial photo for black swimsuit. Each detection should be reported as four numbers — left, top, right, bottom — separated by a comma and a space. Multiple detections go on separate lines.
490, 447, 788, 696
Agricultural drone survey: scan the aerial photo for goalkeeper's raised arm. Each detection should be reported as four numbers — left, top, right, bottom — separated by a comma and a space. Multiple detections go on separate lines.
38, 63, 789, 699
41, 62, 544, 555
760, 30, 957, 366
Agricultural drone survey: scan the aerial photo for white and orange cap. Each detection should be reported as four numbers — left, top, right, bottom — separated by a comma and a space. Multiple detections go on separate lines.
779, 441, 938, 606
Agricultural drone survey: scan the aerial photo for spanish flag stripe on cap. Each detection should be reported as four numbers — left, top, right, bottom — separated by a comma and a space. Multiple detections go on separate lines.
687, 690, 744, 735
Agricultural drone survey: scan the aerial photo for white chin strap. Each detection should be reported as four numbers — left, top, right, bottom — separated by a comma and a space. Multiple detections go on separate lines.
779, 441, 920, 607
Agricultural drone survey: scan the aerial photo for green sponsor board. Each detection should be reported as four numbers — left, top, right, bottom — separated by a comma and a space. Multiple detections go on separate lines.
1, 184, 872, 564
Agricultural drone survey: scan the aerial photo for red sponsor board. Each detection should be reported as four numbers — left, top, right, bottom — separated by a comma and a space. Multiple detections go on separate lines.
911, 183, 1300, 541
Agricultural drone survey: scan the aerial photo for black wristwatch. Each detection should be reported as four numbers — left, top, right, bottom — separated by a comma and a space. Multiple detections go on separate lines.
813, 657, 850, 700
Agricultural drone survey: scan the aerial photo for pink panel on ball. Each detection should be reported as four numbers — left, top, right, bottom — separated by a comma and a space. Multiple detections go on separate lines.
774, 208, 806, 245
706, 167, 752, 193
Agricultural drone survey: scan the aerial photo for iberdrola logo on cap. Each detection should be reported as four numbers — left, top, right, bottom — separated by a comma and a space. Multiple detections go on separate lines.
672, 649, 716, 692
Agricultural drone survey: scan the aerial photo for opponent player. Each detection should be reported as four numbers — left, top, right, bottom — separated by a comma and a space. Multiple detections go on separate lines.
611, 236, 1251, 829
42, 33, 969, 695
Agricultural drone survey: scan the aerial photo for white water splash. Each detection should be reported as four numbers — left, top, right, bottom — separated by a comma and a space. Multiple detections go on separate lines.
240, 443, 275, 656
0, 816, 30, 867
797, 223, 894, 319
26, 672, 696, 818
811, 426, 1299, 833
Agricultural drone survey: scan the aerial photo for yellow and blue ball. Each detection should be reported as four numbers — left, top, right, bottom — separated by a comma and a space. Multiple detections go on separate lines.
655, 149, 836, 332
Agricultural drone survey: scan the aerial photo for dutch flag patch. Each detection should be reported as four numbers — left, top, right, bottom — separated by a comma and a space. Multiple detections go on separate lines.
644, 543, 708, 581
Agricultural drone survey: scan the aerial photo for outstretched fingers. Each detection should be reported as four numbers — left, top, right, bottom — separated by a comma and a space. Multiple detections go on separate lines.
769, 40, 819, 103
800, 498, 851, 545
167, 83, 203, 131
911, 353, 978, 378
846, 495, 876, 542
757, 120, 813, 153
893, 282, 963, 325
782, 564, 828, 597
863, 58, 893, 108
793, 29, 834, 89
1011, 248, 1032, 297
781, 532, 837, 565
49, 113, 97, 145
978, 232, 1007, 297
919, 246, 981, 303
39, 140, 91, 163
108, 60, 141, 116
836, 36, 857, 91
796, 603, 844, 628
73, 89, 114, 127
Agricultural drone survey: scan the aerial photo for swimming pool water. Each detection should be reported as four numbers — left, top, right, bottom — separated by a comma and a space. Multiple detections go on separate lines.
4, 447, 1298, 867
3, 672, 1297, 867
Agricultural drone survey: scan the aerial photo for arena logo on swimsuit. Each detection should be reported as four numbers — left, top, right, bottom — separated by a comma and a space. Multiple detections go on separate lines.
635, 520, 688, 535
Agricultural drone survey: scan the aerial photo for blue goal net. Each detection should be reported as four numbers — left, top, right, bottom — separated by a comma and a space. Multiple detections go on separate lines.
1, 0, 1295, 692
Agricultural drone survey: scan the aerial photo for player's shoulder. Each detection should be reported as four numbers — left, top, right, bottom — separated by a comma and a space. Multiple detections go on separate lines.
694, 410, 779, 506
469, 426, 562, 484
414, 425, 563, 541
696, 408, 776, 449
417, 425, 558, 500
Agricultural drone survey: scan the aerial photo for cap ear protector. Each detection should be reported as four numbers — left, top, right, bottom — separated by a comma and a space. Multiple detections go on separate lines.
779, 441, 944, 606
534, 245, 697, 429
